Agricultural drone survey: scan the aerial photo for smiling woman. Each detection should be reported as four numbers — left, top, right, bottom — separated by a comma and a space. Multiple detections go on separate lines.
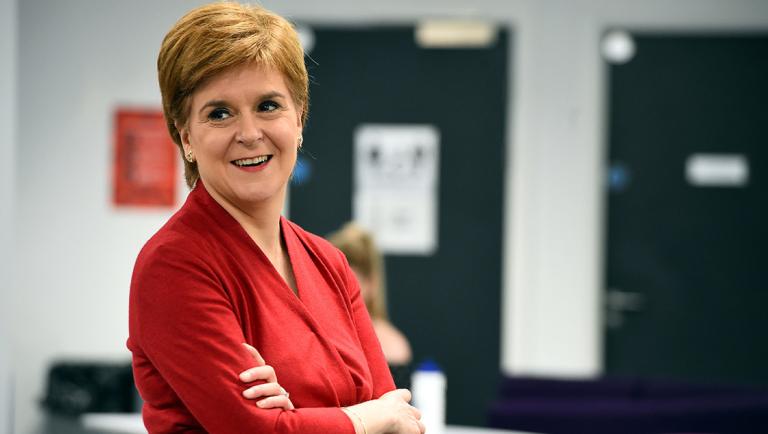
180, 64, 303, 238
126, 3, 425, 434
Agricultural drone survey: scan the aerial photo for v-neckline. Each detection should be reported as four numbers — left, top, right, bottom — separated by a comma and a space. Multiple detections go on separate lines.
277, 217, 301, 298
191, 182, 304, 301
190, 184, 364, 401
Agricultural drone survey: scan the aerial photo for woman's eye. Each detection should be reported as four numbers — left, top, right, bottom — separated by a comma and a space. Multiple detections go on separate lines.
208, 108, 232, 121
259, 100, 281, 112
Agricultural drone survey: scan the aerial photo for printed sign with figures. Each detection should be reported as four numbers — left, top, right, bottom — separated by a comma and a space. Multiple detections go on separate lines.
353, 124, 440, 255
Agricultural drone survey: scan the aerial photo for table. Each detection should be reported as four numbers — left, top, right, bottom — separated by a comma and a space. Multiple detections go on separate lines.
79, 413, 539, 434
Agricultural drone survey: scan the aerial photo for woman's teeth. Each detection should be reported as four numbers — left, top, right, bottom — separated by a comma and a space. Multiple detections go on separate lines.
233, 156, 270, 167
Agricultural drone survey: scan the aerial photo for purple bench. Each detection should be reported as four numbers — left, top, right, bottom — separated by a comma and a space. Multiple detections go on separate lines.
488, 377, 768, 434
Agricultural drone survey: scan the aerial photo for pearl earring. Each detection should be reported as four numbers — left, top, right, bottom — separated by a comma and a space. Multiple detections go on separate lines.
297, 135, 304, 148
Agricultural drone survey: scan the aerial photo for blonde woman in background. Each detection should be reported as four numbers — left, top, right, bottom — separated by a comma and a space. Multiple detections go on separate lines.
328, 223, 413, 388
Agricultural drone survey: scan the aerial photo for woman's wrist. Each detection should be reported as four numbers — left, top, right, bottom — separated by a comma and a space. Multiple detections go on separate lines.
341, 406, 368, 434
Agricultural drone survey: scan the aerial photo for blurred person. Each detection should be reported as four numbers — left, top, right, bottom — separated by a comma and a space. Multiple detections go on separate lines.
328, 223, 413, 388
126, 3, 424, 434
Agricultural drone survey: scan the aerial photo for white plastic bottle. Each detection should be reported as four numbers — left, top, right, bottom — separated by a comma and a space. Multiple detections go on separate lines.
411, 360, 446, 434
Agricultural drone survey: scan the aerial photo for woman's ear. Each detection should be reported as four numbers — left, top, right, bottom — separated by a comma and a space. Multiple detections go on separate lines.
296, 105, 304, 129
175, 120, 191, 153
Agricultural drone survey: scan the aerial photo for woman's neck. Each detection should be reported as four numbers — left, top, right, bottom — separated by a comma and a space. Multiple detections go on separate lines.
203, 184, 286, 258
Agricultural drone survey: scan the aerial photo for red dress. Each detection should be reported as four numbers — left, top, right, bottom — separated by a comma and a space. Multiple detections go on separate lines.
127, 183, 395, 433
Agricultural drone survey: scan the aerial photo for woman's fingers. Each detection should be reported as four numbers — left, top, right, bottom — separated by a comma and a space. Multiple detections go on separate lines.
381, 388, 412, 402
404, 404, 424, 434
242, 342, 266, 365
243, 382, 294, 410
238, 344, 293, 410
239, 343, 269, 381
256, 394, 295, 410
398, 388, 412, 403
408, 404, 421, 420
368, 389, 425, 434
242, 382, 294, 410
239, 365, 277, 383
242, 382, 284, 399
415, 418, 426, 434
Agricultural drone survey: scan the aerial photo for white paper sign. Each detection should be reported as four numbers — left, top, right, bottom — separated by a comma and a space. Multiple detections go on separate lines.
686, 154, 749, 187
353, 124, 440, 255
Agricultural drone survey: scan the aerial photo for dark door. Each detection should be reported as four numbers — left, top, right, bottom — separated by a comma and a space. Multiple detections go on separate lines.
289, 26, 509, 425
604, 34, 768, 385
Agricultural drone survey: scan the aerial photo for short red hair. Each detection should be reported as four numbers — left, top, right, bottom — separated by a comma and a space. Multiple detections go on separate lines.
157, 2, 309, 187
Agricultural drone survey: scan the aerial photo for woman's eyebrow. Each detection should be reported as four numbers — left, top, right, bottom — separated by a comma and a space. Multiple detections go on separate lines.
198, 99, 227, 115
260, 91, 286, 100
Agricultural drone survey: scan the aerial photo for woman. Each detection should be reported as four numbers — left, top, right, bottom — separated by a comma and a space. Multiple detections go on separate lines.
126, 3, 425, 434
328, 223, 413, 388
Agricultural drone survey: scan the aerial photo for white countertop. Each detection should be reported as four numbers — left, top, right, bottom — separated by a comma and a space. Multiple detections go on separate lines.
80, 413, 537, 434
80, 414, 145, 433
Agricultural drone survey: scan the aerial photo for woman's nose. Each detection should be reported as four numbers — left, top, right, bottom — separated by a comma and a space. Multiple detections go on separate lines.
235, 114, 263, 147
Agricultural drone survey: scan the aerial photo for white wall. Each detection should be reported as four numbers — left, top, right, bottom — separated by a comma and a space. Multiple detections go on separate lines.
1, 0, 17, 432
503, 0, 768, 377
9, 0, 768, 433
13, 1, 202, 432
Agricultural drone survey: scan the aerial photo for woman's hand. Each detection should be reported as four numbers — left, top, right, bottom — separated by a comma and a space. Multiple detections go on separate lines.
343, 389, 425, 434
239, 343, 295, 410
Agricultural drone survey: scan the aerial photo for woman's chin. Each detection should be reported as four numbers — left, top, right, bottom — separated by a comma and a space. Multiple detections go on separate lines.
232, 185, 286, 208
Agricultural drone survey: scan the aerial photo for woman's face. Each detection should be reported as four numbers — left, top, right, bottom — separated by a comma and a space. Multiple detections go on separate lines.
180, 63, 302, 211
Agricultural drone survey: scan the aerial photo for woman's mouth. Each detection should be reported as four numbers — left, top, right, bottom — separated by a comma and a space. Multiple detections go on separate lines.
232, 155, 272, 171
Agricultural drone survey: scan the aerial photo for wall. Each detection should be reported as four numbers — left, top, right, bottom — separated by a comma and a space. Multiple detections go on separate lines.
503, 0, 768, 377
9, 0, 768, 432
1, 0, 17, 432
13, 2, 201, 432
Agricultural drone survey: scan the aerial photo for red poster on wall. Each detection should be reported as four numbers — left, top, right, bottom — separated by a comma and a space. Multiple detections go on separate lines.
113, 109, 177, 207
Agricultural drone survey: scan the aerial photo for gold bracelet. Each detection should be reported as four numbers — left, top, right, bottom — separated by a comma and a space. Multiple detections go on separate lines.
343, 407, 368, 434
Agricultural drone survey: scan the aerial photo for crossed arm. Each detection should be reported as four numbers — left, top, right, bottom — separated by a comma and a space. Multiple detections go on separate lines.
130, 246, 424, 434
238, 343, 425, 434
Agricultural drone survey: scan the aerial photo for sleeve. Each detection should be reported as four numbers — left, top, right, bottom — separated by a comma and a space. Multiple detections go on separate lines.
130, 245, 355, 434
339, 251, 397, 397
